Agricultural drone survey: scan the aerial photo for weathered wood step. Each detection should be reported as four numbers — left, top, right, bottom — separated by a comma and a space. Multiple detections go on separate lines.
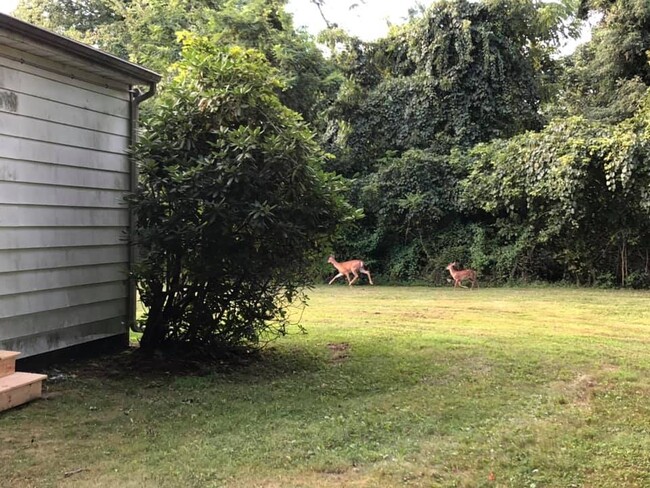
0, 372, 48, 412
0, 350, 21, 379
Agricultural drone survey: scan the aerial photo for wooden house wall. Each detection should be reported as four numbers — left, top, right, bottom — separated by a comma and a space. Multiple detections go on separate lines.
0, 52, 132, 358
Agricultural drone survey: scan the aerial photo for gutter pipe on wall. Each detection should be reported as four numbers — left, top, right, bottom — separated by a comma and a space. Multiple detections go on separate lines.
127, 82, 157, 335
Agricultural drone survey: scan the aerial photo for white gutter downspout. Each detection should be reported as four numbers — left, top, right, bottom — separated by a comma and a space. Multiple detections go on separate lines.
127, 83, 157, 334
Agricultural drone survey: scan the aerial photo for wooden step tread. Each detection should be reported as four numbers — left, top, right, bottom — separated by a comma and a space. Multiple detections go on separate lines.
0, 372, 48, 412
0, 351, 21, 361
0, 372, 48, 392
0, 351, 21, 379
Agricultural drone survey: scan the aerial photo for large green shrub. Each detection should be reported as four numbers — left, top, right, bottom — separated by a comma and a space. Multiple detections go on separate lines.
130, 35, 351, 354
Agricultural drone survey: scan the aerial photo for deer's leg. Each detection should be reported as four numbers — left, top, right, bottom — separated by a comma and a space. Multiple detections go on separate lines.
348, 271, 359, 286
329, 273, 344, 285
361, 268, 373, 285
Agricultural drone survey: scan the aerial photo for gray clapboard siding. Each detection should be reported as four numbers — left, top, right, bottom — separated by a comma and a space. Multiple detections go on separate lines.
0, 206, 128, 227
0, 158, 129, 189
0, 182, 128, 207
0, 227, 126, 250
0, 263, 128, 296
0, 283, 127, 320
0, 12, 160, 359
0, 246, 128, 273
0, 135, 129, 172
1, 113, 129, 153
1, 91, 129, 136
1, 318, 127, 357
0, 300, 127, 339
0, 55, 131, 114
0, 36, 137, 92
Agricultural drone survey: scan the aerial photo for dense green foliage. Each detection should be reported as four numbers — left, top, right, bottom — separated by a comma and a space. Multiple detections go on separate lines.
460, 111, 650, 285
320, 0, 579, 177
553, 0, 650, 122
15, 0, 339, 126
129, 35, 350, 351
317, 0, 650, 286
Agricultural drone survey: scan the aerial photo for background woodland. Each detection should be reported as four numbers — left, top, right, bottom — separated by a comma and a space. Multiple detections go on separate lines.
13, 0, 650, 349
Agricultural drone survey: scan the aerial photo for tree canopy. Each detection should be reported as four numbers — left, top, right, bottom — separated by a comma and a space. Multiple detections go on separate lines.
554, 0, 650, 122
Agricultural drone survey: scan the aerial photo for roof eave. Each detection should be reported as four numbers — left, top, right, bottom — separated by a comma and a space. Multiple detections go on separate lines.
0, 12, 161, 85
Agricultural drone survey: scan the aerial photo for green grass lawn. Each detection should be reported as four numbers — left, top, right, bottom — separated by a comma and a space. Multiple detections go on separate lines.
2, 286, 650, 487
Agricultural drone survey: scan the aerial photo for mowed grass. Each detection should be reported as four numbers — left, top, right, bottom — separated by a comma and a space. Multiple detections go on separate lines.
2, 286, 650, 487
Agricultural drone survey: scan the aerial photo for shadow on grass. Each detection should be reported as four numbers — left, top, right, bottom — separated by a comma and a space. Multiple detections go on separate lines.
41, 341, 332, 385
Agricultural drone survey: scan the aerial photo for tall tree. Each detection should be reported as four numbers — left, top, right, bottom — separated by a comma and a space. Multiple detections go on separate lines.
320, 0, 583, 282
322, 0, 580, 177
554, 0, 650, 122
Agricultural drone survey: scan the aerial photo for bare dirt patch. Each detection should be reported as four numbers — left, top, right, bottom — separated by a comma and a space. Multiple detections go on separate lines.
570, 374, 598, 406
551, 373, 599, 408
327, 343, 350, 364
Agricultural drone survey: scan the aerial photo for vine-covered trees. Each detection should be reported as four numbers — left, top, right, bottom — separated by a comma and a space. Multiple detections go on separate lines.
320, 0, 595, 282
322, 0, 579, 177
555, 0, 650, 122
460, 113, 650, 285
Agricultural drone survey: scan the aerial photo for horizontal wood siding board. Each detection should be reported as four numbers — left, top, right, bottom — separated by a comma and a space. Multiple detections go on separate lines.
0, 317, 127, 359
0, 299, 126, 338
0, 205, 129, 227
0, 135, 129, 172
0, 158, 129, 189
0, 245, 128, 273
0, 263, 128, 296
3, 90, 129, 137
0, 55, 131, 111
1, 113, 128, 154
0, 227, 126, 251
0, 182, 128, 208
0, 282, 127, 319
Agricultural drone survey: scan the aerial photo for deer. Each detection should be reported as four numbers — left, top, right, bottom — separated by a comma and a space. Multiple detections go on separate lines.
446, 262, 478, 289
327, 256, 374, 286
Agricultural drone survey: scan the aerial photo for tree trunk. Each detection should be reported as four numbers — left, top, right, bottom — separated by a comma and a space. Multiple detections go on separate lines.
620, 237, 628, 287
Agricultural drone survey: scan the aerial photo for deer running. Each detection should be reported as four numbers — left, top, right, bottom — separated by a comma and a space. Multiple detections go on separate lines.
327, 256, 374, 286
446, 262, 478, 289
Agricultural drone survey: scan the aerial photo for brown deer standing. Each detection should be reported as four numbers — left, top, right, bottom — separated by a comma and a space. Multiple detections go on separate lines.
327, 256, 374, 286
446, 262, 478, 289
